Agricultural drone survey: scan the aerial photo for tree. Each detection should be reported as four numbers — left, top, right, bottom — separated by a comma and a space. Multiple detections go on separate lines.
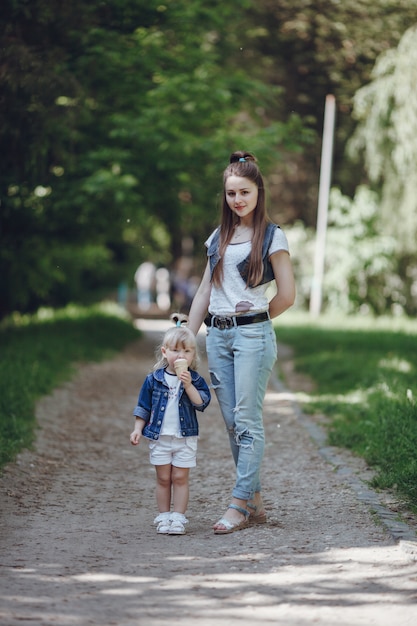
0, 0, 309, 317
3, 1, 415, 318
349, 26, 417, 254
236, 0, 417, 224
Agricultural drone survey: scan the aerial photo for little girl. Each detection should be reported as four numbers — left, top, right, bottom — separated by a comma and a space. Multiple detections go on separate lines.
130, 315, 211, 535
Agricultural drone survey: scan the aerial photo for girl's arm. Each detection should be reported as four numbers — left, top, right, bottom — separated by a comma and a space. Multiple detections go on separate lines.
130, 417, 146, 445
187, 262, 212, 335
131, 375, 153, 443
268, 251, 296, 319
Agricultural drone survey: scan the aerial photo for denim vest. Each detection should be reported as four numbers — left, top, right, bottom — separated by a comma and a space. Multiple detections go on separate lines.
207, 222, 280, 288
133, 368, 211, 440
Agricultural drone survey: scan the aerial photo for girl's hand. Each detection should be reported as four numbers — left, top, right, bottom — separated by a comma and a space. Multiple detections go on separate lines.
130, 430, 141, 445
180, 372, 204, 405
179, 371, 192, 388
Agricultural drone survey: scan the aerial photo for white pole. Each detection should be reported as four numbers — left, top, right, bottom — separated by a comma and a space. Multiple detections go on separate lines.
310, 94, 336, 316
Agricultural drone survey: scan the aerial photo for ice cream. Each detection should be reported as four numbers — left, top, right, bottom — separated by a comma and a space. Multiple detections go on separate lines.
174, 358, 188, 377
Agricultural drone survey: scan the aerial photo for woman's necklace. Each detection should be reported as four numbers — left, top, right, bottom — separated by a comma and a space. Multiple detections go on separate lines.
232, 224, 253, 242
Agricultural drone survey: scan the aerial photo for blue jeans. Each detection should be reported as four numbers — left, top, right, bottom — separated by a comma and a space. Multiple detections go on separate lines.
206, 320, 277, 501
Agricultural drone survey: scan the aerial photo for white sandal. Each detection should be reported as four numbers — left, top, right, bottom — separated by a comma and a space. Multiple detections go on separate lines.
168, 512, 188, 535
154, 512, 171, 534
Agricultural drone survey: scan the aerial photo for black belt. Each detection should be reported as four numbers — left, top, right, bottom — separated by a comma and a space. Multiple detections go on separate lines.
204, 311, 269, 330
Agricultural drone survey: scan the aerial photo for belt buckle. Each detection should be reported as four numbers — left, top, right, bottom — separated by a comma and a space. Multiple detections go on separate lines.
215, 316, 232, 330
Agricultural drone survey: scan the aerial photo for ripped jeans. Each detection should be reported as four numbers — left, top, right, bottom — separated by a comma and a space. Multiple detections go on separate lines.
206, 320, 277, 501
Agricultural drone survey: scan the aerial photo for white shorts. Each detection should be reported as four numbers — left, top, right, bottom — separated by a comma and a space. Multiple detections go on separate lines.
148, 435, 198, 468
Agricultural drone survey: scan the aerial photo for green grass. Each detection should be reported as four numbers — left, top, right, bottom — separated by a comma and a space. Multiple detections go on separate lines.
0, 303, 140, 469
274, 312, 417, 511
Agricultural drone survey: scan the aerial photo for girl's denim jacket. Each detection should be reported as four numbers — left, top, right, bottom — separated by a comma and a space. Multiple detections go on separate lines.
133, 368, 211, 440
207, 222, 280, 287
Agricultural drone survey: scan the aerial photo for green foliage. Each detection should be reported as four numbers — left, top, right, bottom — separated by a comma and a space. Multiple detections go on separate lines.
286, 185, 402, 314
0, 304, 140, 469
2, 0, 417, 318
275, 315, 417, 510
325, 186, 398, 314
241, 0, 417, 222
349, 26, 417, 254
330, 393, 417, 503
0, 0, 310, 319
345, 25, 417, 314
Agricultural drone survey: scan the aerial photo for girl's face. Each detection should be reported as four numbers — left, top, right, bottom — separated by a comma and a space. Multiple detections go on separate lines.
162, 342, 195, 373
225, 175, 258, 221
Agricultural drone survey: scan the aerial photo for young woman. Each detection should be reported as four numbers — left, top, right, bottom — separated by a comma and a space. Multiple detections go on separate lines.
187, 151, 295, 534
130, 315, 211, 535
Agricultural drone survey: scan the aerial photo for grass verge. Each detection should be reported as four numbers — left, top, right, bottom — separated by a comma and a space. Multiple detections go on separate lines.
0, 303, 140, 470
274, 312, 417, 512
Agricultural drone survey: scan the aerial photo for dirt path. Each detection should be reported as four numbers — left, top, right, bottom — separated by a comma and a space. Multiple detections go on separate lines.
1, 319, 416, 626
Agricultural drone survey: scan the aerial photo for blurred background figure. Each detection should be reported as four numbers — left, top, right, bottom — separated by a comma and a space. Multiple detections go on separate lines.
171, 257, 197, 313
155, 267, 171, 311
134, 262, 156, 310
117, 281, 128, 309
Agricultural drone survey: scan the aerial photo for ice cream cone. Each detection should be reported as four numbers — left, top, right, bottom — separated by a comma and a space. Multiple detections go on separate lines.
174, 358, 188, 377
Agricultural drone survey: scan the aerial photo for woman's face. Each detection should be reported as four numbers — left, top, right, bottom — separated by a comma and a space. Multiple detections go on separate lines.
225, 175, 258, 220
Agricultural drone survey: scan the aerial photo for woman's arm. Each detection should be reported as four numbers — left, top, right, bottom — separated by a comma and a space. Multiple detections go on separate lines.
187, 261, 212, 335
268, 251, 296, 319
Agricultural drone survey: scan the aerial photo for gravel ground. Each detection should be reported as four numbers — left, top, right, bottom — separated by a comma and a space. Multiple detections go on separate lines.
1, 318, 416, 626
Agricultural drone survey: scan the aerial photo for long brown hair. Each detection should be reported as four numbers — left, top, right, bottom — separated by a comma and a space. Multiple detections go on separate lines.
212, 150, 270, 288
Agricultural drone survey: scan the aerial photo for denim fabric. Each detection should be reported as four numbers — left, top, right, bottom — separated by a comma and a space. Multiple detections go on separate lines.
207, 223, 280, 287
206, 320, 277, 500
133, 368, 211, 440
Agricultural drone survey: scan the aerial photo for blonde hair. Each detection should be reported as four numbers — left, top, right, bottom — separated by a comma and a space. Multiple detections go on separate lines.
154, 313, 199, 370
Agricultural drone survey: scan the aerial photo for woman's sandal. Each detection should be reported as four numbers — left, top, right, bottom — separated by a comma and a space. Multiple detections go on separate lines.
247, 498, 267, 526
213, 503, 250, 535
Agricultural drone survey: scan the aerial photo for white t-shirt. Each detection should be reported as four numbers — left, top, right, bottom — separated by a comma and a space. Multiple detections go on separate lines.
205, 227, 289, 316
161, 371, 181, 436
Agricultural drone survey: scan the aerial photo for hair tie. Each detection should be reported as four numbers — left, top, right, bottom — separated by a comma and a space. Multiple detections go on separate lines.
239, 157, 246, 162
